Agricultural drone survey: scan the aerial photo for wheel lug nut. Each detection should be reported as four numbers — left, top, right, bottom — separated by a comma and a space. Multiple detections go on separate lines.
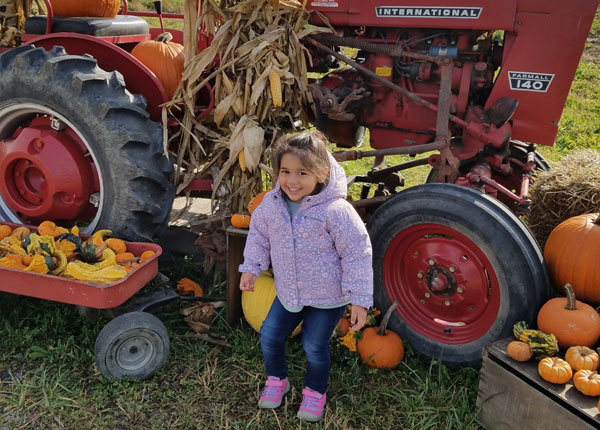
417, 272, 424, 279
424, 292, 431, 298
449, 266, 456, 273
444, 300, 451, 306
428, 259, 435, 265
457, 286, 465, 294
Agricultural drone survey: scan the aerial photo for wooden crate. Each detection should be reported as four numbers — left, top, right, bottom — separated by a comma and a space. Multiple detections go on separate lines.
477, 338, 600, 430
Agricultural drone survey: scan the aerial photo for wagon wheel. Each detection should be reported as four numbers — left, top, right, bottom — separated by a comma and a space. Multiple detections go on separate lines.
94, 311, 170, 380
0, 45, 175, 241
367, 183, 551, 367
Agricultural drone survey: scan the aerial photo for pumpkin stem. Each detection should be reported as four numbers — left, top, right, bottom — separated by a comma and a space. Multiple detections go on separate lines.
564, 283, 578, 311
156, 32, 173, 44
377, 301, 398, 336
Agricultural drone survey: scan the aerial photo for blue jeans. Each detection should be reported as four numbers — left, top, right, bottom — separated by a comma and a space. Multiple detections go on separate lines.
260, 297, 346, 394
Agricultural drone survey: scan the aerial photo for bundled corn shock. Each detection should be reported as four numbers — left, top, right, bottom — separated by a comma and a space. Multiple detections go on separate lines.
164, 0, 332, 215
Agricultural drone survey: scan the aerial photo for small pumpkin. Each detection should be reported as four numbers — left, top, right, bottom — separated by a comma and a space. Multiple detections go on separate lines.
0, 253, 26, 270
357, 301, 405, 369
131, 33, 184, 99
565, 346, 600, 372
231, 214, 251, 228
335, 317, 351, 337
249, 189, 271, 214
0, 224, 12, 240
51, 0, 120, 18
573, 370, 600, 396
116, 252, 136, 263
538, 357, 573, 384
139, 250, 155, 262
537, 283, 600, 349
241, 270, 301, 337
544, 213, 600, 303
55, 233, 82, 259
506, 341, 533, 362
176, 278, 204, 297
105, 238, 127, 255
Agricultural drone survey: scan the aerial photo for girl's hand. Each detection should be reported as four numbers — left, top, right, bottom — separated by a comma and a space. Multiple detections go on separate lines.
240, 272, 257, 291
350, 305, 367, 331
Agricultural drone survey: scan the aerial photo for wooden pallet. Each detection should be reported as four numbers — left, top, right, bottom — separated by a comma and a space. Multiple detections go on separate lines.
477, 338, 600, 430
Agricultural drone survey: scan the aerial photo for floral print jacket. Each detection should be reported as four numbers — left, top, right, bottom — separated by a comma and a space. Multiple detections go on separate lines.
239, 153, 373, 308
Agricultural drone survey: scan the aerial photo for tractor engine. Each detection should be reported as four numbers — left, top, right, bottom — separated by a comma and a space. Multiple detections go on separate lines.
305, 0, 597, 209
310, 27, 499, 155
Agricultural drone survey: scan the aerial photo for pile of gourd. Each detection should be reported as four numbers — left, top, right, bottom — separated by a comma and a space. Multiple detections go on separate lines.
506, 212, 600, 409
0, 221, 154, 283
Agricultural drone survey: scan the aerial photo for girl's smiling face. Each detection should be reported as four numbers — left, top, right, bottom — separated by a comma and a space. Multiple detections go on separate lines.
279, 153, 320, 202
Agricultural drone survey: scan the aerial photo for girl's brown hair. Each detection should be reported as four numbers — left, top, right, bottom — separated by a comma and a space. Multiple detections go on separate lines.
271, 130, 330, 184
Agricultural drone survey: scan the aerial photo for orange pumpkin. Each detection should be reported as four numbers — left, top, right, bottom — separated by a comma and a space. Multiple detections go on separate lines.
52, 0, 120, 17
105, 238, 127, 254
357, 301, 404, 369
335, 317, 351, 337
573, 370, 600, 396
506, 341, 533, 362
116, 252, 136, 263
131, 33, 184, 99
537, 283, 600, 349
0, 224, 12, 239
139, 250, 155, 261
249, 189, 271, 214
38, 220, 68, 238
544, 213, 600, 303
565, 346, 600, 372
231, 214, 251, 228
538, 357, 572, 384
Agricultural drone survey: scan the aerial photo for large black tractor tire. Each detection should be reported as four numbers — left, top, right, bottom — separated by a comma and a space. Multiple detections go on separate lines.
368, 183, 551, 367
0, 45, 174, 240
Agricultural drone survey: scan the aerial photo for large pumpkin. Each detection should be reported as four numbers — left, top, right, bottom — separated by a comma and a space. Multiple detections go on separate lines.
241, 270, 301, 337
544, 213, 600, 303
357, 301, 404, 369
131, 33, 184, 100
52, 0, 120, 17
537, 283, 600, 349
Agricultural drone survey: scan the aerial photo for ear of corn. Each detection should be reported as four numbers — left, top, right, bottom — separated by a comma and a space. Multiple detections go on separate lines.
269, 71, 282, 107
239, 150, 247, 172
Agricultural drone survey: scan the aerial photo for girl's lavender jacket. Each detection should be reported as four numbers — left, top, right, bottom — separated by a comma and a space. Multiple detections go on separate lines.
239, 153, 373, 309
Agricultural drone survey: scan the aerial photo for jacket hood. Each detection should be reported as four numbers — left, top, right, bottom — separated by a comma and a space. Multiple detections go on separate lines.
273, 151, 347, 205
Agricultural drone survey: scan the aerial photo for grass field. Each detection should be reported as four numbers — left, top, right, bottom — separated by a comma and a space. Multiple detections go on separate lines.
0, 7, 599, 430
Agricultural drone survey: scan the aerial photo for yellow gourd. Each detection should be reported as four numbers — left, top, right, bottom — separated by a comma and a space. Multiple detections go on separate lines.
241, 270, 301, 337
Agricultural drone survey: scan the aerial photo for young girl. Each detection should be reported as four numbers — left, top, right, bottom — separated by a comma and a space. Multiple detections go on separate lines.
239, 130, 373, 422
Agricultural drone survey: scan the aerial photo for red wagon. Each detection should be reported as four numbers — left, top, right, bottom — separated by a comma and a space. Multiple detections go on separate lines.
0, 224, 172, 380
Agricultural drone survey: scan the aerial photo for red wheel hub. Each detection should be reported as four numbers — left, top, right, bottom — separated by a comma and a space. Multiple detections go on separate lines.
0, 116, 99, 223
383, 224, 500, 344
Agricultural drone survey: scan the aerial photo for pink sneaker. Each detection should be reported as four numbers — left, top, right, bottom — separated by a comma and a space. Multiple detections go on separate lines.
297, 387, 326, 422
258, 376, 290, 409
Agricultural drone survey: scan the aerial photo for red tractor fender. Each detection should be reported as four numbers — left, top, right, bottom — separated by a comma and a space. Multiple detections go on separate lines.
24, 33, 167, 122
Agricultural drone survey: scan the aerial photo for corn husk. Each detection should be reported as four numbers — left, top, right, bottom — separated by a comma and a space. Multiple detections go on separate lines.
164, 0, 331, 214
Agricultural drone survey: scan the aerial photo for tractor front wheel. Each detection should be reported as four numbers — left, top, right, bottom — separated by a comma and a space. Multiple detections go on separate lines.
0, 45, 174, 240
368, 183, 550, 367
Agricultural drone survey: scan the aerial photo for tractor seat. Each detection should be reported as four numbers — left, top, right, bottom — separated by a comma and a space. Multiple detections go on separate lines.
25, 15, 149, 37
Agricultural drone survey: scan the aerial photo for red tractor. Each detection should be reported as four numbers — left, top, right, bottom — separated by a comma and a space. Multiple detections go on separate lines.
0, 0, 597, 366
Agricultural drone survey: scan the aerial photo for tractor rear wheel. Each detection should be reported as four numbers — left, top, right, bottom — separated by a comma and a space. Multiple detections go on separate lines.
368, 183, 550, 367
0, 45, 174, 240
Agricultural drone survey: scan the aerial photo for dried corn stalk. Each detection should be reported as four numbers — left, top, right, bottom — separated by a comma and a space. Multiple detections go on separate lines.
164, 0, 331, 215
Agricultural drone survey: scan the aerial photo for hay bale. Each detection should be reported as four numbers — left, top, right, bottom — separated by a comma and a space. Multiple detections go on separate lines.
527, 149, 600, 248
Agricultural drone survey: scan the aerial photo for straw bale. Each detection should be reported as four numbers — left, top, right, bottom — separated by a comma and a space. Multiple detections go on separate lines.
527, 149, 600, 248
